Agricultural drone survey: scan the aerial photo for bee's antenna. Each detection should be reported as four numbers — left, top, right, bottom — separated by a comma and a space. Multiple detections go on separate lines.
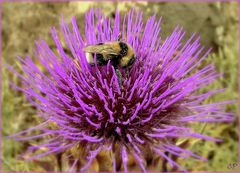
117, 32, 122, 41
126, 67, 130, 78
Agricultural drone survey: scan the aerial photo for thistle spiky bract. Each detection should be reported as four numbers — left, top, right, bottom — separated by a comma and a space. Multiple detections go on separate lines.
8, 9, 234, 172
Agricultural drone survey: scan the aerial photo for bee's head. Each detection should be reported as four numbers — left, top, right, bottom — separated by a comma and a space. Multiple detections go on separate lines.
118, 42, 137, 68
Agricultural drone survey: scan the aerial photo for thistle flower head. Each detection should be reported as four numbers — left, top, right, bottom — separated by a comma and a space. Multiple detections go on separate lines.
9, 9, 234, 172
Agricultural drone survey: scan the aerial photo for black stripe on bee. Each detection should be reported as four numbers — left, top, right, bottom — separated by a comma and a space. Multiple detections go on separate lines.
91, 53, 108, 66
111, 56, 120, 69
119, 42, 128, 56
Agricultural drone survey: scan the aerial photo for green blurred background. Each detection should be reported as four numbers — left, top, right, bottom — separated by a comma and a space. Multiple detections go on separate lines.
1, 1, 238, 172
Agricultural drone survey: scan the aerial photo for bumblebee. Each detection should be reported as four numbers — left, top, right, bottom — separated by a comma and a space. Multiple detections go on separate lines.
82, 41, 136, 69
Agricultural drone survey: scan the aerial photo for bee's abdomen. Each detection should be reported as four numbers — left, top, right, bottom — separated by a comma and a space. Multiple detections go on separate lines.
119, 42, 128, 56
95, 53, 108, 66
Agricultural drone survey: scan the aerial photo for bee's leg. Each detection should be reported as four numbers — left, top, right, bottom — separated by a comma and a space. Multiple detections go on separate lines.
126, 68, 129, 77
112, 58, 123, 88
115, 68, 123, 88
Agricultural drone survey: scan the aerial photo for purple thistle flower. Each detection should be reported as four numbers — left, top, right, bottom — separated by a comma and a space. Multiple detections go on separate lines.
8, 9, 234, 172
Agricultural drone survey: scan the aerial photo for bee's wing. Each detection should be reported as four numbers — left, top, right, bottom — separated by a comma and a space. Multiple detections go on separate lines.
82, 44, 119, 55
